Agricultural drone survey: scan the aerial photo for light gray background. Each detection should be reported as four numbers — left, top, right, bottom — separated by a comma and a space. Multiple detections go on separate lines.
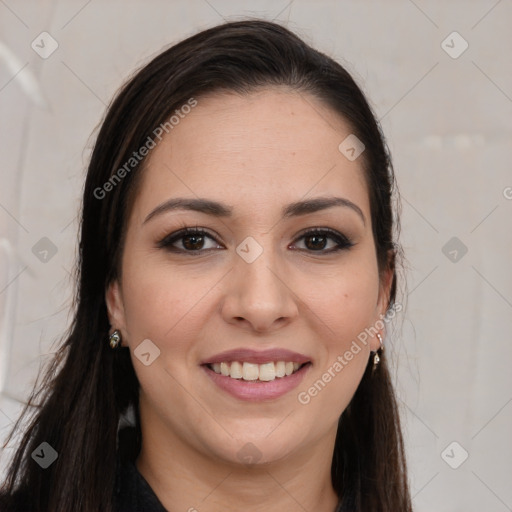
1, 1, 511, 510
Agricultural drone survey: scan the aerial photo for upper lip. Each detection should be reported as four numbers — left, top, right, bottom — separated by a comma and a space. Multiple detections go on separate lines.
201, 348, 311, 365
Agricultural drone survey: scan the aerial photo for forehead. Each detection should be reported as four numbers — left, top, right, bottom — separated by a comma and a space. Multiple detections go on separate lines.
133, 88, 369, 219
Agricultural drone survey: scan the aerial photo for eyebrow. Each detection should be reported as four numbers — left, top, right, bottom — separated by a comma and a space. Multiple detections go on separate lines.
143, 196, 365, 225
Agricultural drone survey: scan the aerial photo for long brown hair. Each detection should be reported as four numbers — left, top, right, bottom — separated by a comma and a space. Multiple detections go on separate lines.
0, 20, 411, 511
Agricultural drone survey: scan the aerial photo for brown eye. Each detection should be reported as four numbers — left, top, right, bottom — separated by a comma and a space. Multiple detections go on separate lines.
182, 234, 206, 250
291, 229, 354, 253
157, 228, 224, 253
158, 228, 352, 255
304, 234, 328, 251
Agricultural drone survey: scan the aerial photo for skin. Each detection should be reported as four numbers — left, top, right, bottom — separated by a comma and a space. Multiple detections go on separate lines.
106, 88, 392, 512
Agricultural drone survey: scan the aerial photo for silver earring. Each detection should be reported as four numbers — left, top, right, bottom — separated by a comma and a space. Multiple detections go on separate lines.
109, 330, 121, 349
372, 333, 383, 372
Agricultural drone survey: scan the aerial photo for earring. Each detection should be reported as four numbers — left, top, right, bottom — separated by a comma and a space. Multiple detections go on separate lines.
109, 330, 122, 349
372, 333, 383, 372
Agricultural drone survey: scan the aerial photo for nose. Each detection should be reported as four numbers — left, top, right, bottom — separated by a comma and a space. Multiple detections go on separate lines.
220, 248, 299, 333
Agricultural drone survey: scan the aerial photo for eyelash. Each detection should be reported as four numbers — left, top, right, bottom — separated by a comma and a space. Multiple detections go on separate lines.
156, 226, 354, 255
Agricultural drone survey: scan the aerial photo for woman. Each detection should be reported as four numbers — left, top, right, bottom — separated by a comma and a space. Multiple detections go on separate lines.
0, 20, 411, 512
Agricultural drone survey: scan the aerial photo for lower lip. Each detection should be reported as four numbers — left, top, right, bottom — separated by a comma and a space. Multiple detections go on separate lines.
202, 363, 311, 402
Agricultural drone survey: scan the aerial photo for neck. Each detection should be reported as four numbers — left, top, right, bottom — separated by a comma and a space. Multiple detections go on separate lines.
135, 420, 340, 512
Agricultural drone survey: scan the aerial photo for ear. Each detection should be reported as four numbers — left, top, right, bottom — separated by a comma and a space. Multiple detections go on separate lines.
371, 251, 395, 351
105, 280, 127, 346
377, 264, 394, 317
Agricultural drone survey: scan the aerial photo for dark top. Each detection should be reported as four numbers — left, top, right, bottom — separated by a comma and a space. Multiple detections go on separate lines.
2, 426, 345, 511
113, 455, 168, 512
0, 427, 168, 512
0, 453, 168, 512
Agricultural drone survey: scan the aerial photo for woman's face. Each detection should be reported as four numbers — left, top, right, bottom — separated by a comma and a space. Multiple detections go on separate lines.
107, 88, 392, 466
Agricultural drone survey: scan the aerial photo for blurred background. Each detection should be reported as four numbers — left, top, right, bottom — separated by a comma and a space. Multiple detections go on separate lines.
0, 1, 511, 510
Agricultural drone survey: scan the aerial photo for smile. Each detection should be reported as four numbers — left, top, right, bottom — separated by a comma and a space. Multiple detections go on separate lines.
202, 361, 312, 401
207, 361, 305, 381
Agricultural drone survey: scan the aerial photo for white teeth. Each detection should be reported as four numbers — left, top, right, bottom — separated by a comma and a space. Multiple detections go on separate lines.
230, 361, 243, 379
275, 361, 286, 378
220, 362, 230, 376
242, 362, 259, 381
209, 360, 305, 381
258, 362, 276, 381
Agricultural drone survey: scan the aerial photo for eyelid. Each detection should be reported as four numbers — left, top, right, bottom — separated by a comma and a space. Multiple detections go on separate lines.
156, 226, 224, 250
157, 226, 354, 253
290, 227, 354, 249
293, 226, 350, 239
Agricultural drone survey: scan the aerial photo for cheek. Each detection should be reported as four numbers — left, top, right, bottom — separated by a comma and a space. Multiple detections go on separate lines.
303, 261, 380, 342
119, 266, 213, 414
120, 262, 209, 350
295, 270, 377, 424
295, 256, 379, 399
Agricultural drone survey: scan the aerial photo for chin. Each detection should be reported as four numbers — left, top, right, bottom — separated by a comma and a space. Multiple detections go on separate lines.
201, 426, 306, 467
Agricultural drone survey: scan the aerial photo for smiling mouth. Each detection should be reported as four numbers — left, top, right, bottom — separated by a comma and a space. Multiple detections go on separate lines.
204, 361, 311, 382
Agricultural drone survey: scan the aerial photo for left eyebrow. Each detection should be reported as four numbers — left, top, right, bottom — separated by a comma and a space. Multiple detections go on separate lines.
282, 197, 366, 225
142, 196, 365, 226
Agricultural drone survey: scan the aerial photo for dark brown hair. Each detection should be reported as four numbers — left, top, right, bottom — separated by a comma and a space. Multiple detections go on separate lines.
0, 19, 411, 511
